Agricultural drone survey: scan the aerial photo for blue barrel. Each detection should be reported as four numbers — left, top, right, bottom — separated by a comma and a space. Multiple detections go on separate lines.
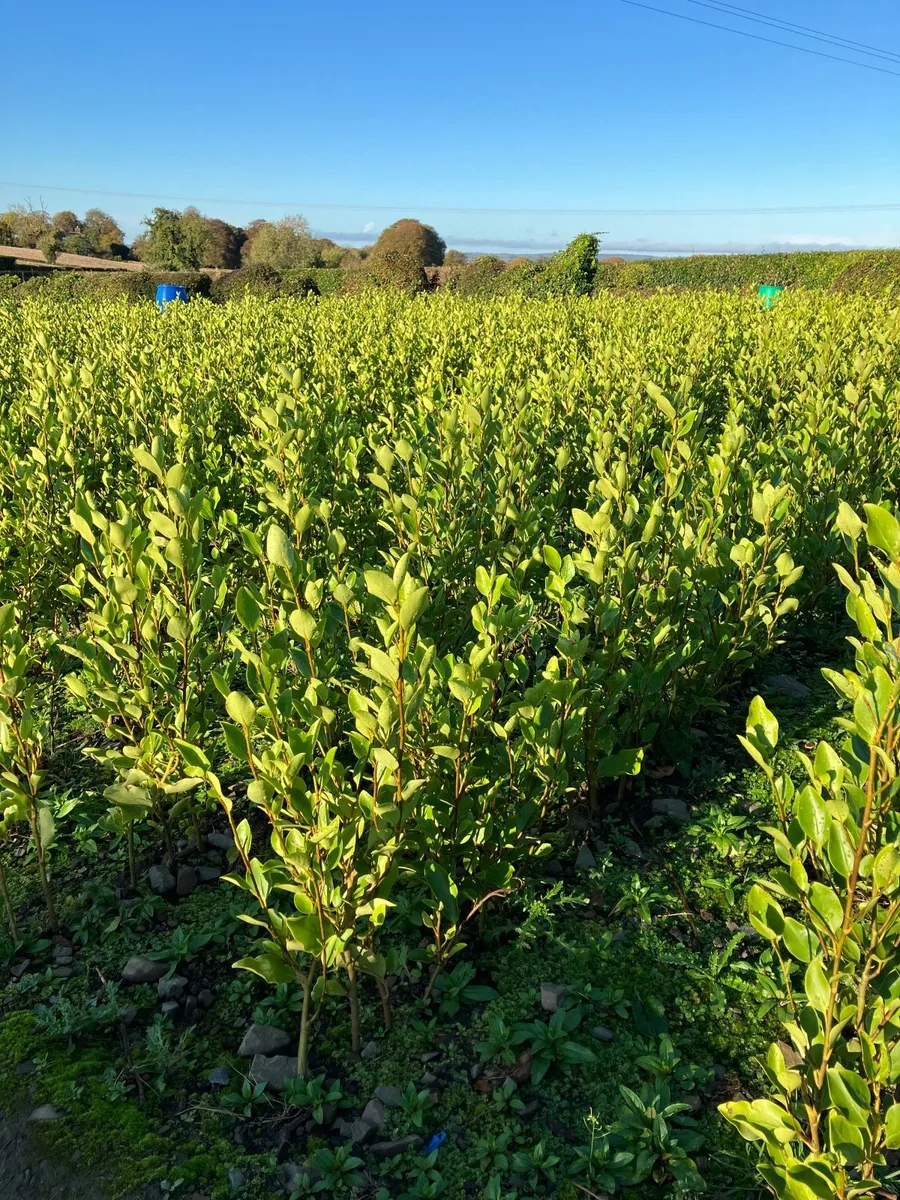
156, 284, 188, 310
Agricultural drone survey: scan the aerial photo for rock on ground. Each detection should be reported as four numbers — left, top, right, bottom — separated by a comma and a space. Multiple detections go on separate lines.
575, 844, 597, 870
148, 864, 176, 895
651, 796, 690, 822
249, 1054, 298, 1092
238, 1023, 291, 1057
540, 982, 567, 1012
370, 1135, 424, 1161
121, 956, 167, 985
764, 674, 810, 700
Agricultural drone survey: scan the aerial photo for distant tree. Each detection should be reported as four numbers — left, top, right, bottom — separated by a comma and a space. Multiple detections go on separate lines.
0, 214, 14, 245
242, 215, 314, 270
62, 233, 95, 257
138, 207, 211, 270
52, 210, 81, 235
130, 232, 151, 262
2, 203, 52, 247
38, 230, 64, 264
81, 209, 125, 254
368, 219, 445, 291
202, 218, 245, 269
370, 219, 445, 270
444, 249, 466, 266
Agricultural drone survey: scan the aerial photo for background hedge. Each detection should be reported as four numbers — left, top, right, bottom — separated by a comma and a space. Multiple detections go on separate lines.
592, 248, 900, 293
5, 247, 900, 304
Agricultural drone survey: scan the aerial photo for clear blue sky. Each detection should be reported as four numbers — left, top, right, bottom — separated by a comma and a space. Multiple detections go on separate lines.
2, 0, 898, 253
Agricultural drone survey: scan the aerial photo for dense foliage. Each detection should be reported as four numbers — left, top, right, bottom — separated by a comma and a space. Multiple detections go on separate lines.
1, 288, 899, 1199
593, 249, 900, 295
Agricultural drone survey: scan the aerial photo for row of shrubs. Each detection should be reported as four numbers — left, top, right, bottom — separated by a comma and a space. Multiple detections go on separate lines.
6, 245, 899, 304
592, 248, 900, 293
0, 265, 334, 302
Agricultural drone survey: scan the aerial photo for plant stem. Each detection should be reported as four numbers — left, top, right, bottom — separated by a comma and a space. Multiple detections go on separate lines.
376, 978, 392, 1032
345, 957, 361, 1053
127, 822, 137, 891
297, 964, 317, 1079
0, 856, 18, 940
30, 802, 58, 933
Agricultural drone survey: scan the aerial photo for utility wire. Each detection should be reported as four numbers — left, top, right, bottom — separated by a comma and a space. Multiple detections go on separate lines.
683, 0, 900, 64
1, 180, 899, 218
618, 0, 900, 77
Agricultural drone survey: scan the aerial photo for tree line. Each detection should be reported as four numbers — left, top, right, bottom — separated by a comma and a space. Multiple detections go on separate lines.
0, 199, 454, 274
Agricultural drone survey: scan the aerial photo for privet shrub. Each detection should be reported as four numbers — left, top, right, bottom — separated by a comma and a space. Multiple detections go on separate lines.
212, 263, 282, 301
541, 232, 599, 295
454, 255, 508, 296
279, 269, 320, 298
722, 502, 900, 1199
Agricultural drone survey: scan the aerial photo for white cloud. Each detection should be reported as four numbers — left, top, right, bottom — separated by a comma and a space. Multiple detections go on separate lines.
362, 222, 375, 234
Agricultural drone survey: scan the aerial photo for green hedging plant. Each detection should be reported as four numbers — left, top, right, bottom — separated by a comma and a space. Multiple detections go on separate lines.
721, 501, 900, 1198
64, 450, 232, 879
0, 604, 59, 931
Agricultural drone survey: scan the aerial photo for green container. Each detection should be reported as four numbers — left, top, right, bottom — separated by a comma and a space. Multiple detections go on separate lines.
758, 284, 784, 308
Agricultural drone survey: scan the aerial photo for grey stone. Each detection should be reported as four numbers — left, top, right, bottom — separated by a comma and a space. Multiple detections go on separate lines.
519, 1100, 540, 1118
575, 844, 597, 870
122, 956, 168, 985
53, 944, 74, 961
651, 796, 690, 822
161, 1000, 180, 1018
420, 1072, 438, 1086
347, 1119, 375, 1144
207, 830, 235, 851
227, 1167, 246, 1192
120, 1005, 138, 1026
176, 866, 199, 897
51, 965, 74, 980
184, 995, 198, 1019
713, 1064, 727, 1081
249, 1054, 298, 1092
374, 1085, 403, 1108
540, 982, 567, 1012
545, 858, 564, 878
420, 1050, 440, 1063
370, 1135, 424, 1161
198, 988, 215, 1009
591, 1025, 615, 1042
361, 1039, 378, 1060
765, 674, 810, 700
9, 959, 30, 978
148, 864, 176, 895
16, 1060, 36, 1075
29, 1105, 65, 1121
239, 1023, 291, 1057
360, 1098, 386, 1131
469, 1063, 484, 1081
197, 866, 221, 883
158, 974, 189, 1002
208, 1066, 232, 1086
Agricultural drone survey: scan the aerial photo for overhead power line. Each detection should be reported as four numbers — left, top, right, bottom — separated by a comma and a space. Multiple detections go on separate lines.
683, 0, 900, 65
617, 0, 900, 77
1, 180, 899, 218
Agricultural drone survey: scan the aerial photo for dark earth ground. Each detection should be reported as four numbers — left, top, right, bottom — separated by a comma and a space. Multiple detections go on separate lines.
0, 1110, 110, 1200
